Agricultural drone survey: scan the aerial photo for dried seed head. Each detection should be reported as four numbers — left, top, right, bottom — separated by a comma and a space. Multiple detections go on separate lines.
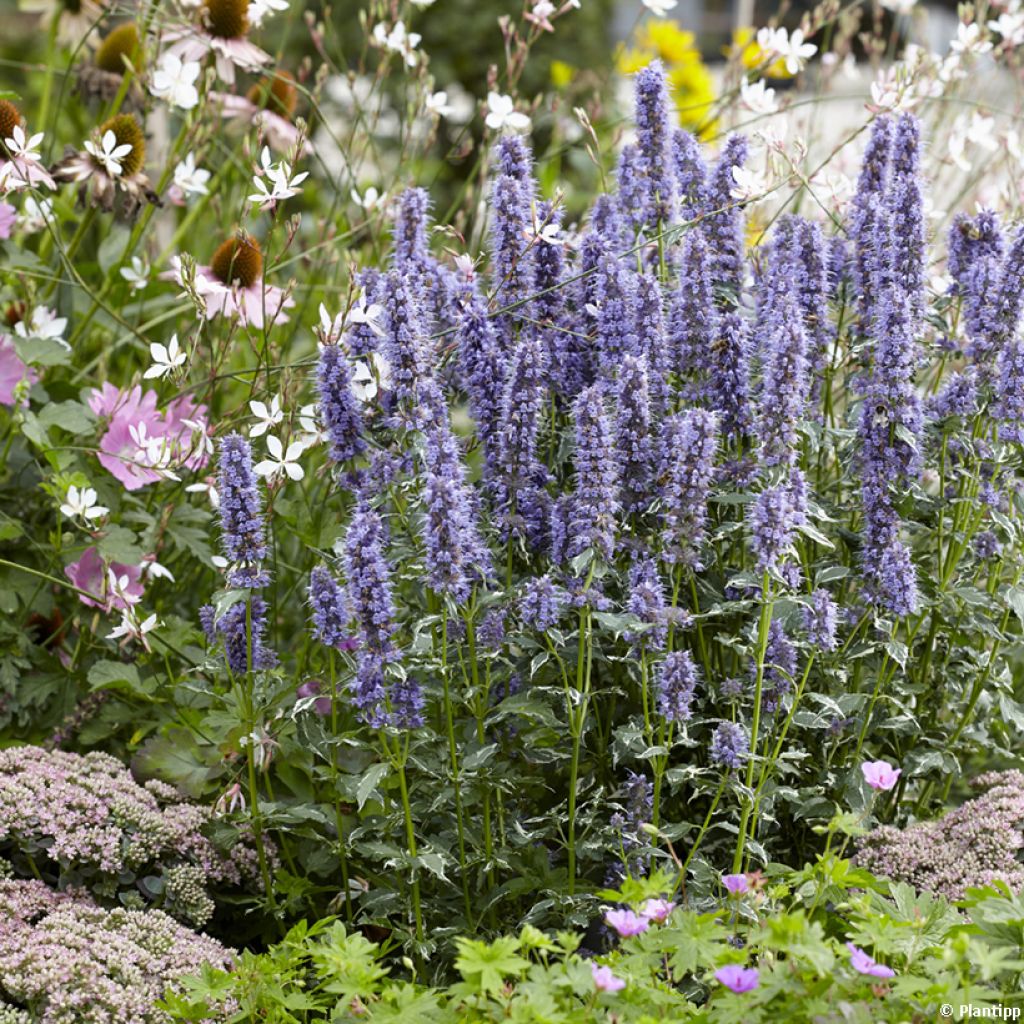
99, 113, 145, 176
202, 0, 249, 39
0, 100, 24, 154
246, 71, 298, 120
211, 233, 263, 287
95, 23, 141, 74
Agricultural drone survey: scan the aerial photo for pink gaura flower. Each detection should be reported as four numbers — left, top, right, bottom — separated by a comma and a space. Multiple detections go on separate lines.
723, 873, 749, 895
861, 760, 901, 791
847, 943, 895, 978
604, 908, 649, 937
65, 547, 144, 612
169, 232, 294, 329
714, 964, 760, 994
88, 383, 210, 491
0, 334, 37, 406
640, 898, 676, 923
590, 962, 625, 993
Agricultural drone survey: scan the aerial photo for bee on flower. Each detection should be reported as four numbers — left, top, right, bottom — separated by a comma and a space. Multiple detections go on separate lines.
52, 113, 159, 215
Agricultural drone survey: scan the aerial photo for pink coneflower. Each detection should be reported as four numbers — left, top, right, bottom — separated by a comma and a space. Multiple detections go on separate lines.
0, 100, 55, 193
171, 231, 294, 328
847, 943, 896, 979
0, 334, 37, 406
52, 113, 158, 215
861, 760, 901, 791
604, 908, 649, 937
213, 71, 312, 156
590, 962, 626, 993
164, 0, 270, 86
64, 547, 145, 613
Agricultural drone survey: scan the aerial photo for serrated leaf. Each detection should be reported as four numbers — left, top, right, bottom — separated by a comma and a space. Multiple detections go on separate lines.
357, 762, 389, 811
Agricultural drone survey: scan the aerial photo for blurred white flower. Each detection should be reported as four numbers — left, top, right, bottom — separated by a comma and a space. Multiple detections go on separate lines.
948, 112, 998, 172
254, 434, 305, 482
351, 186, 385, 211
297, 402, 326, 447
249, 395, 283, 437
84, 129, 132, 177
5, 124, 43, 162
641, 0, 677, 15
730, 164, 768, 202
880, 0, 917, 14
120, 256, 149, 292
373, 20, 421, 67
248, 0, 288, 25
144, 335, 187, 379
740, 78, 777, 115
186, 478, 220, 508
18, 196, 52, 233
988, 11, 1024, 45
150, 53, 200, 111
351, 352, 392, 403
60, 485, 108, 523
950, 22, 993, 56
173, 153, 209, 198
426, 91, 456, 118
485, 92, 531, 133
775, 27, 817, 75
409, 0, 436, 7
349, 289, 386, 337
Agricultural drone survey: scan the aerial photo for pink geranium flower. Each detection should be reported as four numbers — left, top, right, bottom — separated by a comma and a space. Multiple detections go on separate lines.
0, 334, 37, 406
640, 898, 676, 923
861, 760, 901, 791
88, 383, 210, 491
590, 962, 625, 993
714, 964, 759, 993
604, 908, 649, 937
723, 873, 749, 895
847, 943, 895, 978
65, 547, 144, 612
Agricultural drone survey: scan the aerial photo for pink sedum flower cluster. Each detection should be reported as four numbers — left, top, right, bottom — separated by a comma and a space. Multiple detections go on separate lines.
0, 878, 234, 1024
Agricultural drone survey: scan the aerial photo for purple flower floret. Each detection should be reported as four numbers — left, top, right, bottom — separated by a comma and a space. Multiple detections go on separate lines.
217, 433, 269, 587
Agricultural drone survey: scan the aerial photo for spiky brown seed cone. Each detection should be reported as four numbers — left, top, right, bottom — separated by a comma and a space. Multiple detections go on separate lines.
203, 0, 249, 39
95, 23, 141, 74
210, 233, 263, 287
0, 100, 24, 156
99, 113, 145, 177
246, 72, 298, 120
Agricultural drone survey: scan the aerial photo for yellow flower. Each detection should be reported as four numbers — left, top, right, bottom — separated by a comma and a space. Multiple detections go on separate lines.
727, 26, 793, 80
550, 60, 576, 89
618, 20, 718, 137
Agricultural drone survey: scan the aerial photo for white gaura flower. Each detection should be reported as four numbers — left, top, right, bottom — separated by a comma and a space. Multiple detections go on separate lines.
372, 20, 421, 67
950, 21, 993, 56
740, 78, 777, 115
18, 196, 52, 233
142, 557, 176, 582
150, 53, 201, 111
83, 129, 133, 178
144, 334, 187, 379
14, 307, 69, 350
730, 164, 769, 202
409, 0, 436, 7
249, 395, 283, 437
949, 112, 997, 172
120, 256, 149, 293
426, 91, 456, 118
186, 477, 220, 508
774, 27, 817, 75
248, 153, 308, 210
60, 485, 108, 523
108, 608, 159, 651
351, 186, 385, 211
349, 289, 386, 337
248, 0, 288, 25
485, 92, 531, 133
880, 0, 917, 14
641, 0, 677, 16
988, 11, 1024, 46
351, 352, 393, 403
172, 153, 210, 199
297, 402, 326, 447
254, 434, 305, 481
